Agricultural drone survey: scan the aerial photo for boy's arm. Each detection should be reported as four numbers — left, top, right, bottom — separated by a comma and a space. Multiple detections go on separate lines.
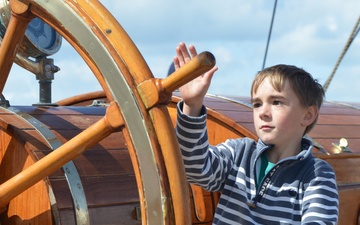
175, 42, 234, 191
174, 42, 218, 117
301, 162, 339, 224
176, 102, 237, 191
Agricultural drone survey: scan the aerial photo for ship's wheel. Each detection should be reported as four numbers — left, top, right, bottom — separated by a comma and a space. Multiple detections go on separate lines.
0, 0, 215, 224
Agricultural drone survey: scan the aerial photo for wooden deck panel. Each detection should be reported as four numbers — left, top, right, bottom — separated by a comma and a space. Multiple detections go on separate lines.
0, 106, 142, 225
49, 175, 139, 209
57, 203, 142, 225
0, 123, 53, 224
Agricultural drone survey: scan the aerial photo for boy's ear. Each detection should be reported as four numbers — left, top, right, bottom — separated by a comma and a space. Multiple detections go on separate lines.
302, 105, 318, 126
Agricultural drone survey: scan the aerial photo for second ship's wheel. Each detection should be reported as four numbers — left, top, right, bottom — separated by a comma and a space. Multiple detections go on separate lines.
0, 0, 215, 224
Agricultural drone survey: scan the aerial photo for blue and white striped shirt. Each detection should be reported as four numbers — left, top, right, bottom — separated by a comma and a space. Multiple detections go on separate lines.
176, 102, 338, 225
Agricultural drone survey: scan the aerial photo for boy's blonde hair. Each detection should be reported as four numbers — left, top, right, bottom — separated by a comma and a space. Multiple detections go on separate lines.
251, 64, 325, 134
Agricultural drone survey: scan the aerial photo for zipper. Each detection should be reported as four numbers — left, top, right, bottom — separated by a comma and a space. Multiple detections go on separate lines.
248, 161, 290, 208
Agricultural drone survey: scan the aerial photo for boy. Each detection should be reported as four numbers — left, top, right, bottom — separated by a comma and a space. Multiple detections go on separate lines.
174, 42, 339, 224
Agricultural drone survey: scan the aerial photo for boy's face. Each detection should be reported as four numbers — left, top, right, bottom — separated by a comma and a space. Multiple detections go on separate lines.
251, 77, 309, 149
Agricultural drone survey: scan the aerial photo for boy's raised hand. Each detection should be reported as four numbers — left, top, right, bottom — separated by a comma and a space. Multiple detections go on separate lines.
174, 42, 218, 116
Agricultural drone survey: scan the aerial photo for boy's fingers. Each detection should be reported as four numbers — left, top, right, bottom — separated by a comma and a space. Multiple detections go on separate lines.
204, 66, 218, 80
176, 46, 186, 66
180, 45, 191, 63
173, 57, 180, 70
188, 44, 198, 58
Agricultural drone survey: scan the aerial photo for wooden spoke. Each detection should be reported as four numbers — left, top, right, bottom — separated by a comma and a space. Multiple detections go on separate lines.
0, 1, 33, 94
0, 102, 124, 210
137, 51, 216, 108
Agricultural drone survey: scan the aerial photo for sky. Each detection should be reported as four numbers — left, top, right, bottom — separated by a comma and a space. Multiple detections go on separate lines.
3, 0, 360, 106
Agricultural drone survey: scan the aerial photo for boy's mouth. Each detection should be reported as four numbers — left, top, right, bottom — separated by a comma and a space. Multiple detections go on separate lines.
260, 125, 273, 130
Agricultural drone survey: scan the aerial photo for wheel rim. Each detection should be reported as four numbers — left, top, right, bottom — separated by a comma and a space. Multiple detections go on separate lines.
0, 0, 192, 224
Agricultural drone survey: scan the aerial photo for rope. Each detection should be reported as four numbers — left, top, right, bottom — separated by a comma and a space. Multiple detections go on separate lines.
323, 15, 360, 92
262, 0, 278, 70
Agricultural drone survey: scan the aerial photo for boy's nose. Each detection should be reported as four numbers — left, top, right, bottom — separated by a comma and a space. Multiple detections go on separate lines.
258, 104, 271, 120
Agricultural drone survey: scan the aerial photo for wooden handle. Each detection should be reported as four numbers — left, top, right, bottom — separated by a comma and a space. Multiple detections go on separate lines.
137, 51, 216, 108
162, 51, 216, 93
190, 184, 207, 222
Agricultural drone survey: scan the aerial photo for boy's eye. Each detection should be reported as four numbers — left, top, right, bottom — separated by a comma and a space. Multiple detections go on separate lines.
252, 102, 261, 108
273, 100, 282, 105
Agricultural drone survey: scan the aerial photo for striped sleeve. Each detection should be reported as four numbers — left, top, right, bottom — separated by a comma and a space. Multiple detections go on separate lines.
301, 159, 339, 224
175, 101, 235, 192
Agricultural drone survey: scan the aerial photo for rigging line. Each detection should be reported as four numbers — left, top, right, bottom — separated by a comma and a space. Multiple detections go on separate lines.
262, 0, 278, 70
323, 15, 360, 92
352, 24, 360, 40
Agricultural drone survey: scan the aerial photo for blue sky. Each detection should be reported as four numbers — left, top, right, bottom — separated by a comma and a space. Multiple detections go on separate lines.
3, 0, 360, 105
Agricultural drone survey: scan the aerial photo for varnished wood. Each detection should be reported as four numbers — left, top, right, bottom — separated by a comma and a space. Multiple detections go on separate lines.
189, 187, 215, 224
0, 118, 52, 224
0, 105, 141, 224
147, 105, 192, 225
9, 0, 30, 15
317, 154, 360, 225
162, 52, 215, 93
190, 184, 206, 221
0, 0, 197, 223
137, 52, 216, 108
55, 91, 109, 106
0, 0, 32, 94
0, 103, 124, 210
48, 2, 195, 223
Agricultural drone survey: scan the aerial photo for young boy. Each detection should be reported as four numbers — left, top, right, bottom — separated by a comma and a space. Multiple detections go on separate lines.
174, 42, 339, 224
